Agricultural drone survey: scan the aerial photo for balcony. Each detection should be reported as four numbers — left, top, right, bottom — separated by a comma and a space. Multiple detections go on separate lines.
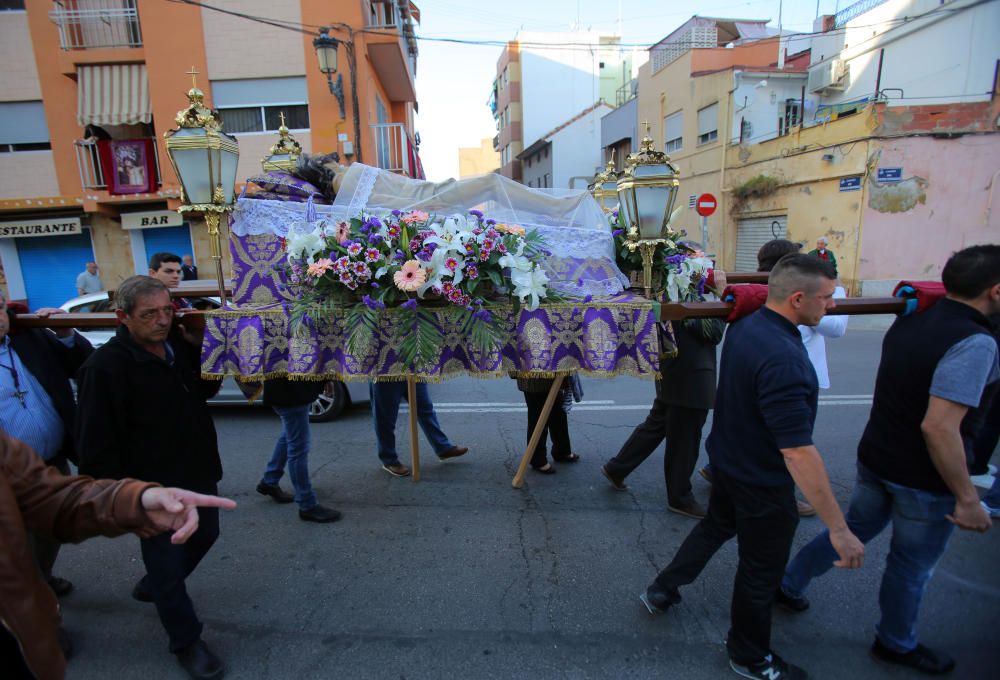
75, 137, 161, 194
371, 123, 424, 179
365, 0, 419, 100
50, 0, 142, 50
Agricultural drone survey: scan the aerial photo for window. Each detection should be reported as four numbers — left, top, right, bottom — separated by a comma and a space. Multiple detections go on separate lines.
697, 103, 718, 145
526, 157, 531, 168
543, 173, 550, 188
0, 101, 50, 150
219, 105, 309, 133
779, 99, 801, 137
504, 65, 509, 86
0, 1, 26, 9
663, 110, 682, 154
212, 77, 309, 134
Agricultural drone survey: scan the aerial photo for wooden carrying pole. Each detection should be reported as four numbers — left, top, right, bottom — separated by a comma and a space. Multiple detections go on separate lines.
407, 375, 420, 481
511, 376, 565, 489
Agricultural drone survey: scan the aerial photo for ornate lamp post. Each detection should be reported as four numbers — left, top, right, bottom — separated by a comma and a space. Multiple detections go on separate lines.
313, 25, 362, 162
616, 122, 681, 298
163, 68, 239, 306
588, 156, 620, 213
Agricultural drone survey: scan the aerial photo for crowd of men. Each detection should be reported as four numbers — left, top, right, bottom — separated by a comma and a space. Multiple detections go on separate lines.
2, 243, 998, 680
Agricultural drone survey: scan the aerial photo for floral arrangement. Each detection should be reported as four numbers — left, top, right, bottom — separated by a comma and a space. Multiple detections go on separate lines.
284, 209, 558, 368
607, 209, 715, 303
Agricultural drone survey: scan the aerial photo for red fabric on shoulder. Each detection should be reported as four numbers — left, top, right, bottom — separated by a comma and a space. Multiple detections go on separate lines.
723, 284, 769, 322
892, 280, 946, 313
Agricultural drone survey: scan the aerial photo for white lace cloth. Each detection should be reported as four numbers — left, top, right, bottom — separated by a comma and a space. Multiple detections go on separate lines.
232, 164, 628, 296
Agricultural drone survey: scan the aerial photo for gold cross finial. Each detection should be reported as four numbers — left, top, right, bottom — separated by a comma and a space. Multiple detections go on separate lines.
279, 111, 286, 127
186, 66, 200, 89
641, 120, 651, 135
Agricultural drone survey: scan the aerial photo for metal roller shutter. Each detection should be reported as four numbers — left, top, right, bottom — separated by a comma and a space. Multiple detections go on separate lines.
735, 216, 787, 271
17, 230, 96, 310
142, 224, 193, 268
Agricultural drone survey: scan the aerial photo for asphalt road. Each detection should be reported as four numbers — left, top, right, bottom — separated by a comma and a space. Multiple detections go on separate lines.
57, 328, 998, 679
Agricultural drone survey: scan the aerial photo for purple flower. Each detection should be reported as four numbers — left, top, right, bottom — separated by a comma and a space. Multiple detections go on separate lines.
394, 249, 406, 262
391, 209, 403, 216
583, 294, 593, 303
371, 281, 380, 289
473, 309, 492, 323
611, 210, 619, 219
485, 218, 496, 226
416, 250, 432, 262
426, 242, 438, 253
362, 295, 378, 310
401, 299, 417, 310
612, 229, 624, 237
368, 233, 384, 245
364, 216, 382, 230
468, 209, 484, 219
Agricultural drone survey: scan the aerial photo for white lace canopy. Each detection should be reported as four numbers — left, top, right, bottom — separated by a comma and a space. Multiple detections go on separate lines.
231, 164, 628, 297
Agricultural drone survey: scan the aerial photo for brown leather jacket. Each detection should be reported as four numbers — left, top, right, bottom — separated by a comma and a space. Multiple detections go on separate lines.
0, 433, 158, 680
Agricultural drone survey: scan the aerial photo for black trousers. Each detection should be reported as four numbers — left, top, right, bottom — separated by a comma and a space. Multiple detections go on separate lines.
604, 381, 708, 505
652, 468, 798, 665
523, 390, 572, 467
139, 481, 219, 653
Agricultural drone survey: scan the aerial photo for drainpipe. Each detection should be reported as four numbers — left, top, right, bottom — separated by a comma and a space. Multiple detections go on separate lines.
718, 78, 737, 265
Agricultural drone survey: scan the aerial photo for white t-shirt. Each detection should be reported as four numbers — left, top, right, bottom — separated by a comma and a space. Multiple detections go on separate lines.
798, 286, 848, 389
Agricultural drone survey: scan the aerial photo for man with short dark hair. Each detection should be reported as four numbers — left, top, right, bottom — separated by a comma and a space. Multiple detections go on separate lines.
781, 244, 999, 676
640, 254, 864, 680
149, 252, 191, 309
76, 275, 227, 680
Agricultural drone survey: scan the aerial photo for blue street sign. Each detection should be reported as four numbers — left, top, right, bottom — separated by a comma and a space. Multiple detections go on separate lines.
839, 176, 862, 192
877, 167, 903, 183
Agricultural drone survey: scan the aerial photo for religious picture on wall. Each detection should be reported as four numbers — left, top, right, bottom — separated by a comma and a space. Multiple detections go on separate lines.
109, 140, 151, 194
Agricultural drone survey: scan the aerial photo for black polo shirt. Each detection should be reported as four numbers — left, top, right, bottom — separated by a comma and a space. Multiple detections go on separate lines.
707, 306, 818, 487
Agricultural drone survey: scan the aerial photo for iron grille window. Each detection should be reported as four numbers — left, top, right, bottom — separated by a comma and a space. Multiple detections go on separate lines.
219, 105, 309, 134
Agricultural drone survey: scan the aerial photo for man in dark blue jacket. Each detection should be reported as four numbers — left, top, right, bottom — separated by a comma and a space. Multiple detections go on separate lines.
639, 254, 863, 680
781, 245, 999, 676
76, 275, 225, 680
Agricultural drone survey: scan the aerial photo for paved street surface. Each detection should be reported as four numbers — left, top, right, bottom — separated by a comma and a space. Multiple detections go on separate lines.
59, 328, 998, 679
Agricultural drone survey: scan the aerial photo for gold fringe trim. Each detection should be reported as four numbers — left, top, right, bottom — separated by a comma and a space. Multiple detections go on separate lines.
202, 367, 659, 384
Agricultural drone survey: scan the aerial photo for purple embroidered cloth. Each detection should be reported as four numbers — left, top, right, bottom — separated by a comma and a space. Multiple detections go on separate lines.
200, 295, 659, 381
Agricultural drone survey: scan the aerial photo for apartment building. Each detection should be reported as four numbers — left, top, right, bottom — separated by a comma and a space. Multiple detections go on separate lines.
0, 0, 422, 308
488, 30, 634, 183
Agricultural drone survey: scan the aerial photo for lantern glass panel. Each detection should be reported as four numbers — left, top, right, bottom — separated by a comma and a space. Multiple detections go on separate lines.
169, 128, 214, 205
633, 185, 672, 239
316, 43, 338, 74
219, 139, 239, 204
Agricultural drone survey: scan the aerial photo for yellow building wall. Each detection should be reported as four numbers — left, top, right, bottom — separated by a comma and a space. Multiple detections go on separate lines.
724, 112, 876, 290
458, 138, 500, 178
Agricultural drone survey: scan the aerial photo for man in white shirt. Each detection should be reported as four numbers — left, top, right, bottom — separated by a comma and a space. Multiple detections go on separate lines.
75, 261, 102, 296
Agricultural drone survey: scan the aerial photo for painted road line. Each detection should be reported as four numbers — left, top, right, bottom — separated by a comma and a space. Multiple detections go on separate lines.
402, 399, 872, 414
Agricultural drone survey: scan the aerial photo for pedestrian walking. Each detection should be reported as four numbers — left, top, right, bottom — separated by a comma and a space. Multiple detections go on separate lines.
640, 254, 864, 680
75, 262, 102, 296
780, 245, 999, 676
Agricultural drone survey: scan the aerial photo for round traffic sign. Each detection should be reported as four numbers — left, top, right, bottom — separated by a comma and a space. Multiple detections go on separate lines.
695, 193, 717, 217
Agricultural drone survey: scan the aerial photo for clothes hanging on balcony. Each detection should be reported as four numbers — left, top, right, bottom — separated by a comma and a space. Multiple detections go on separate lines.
77, 64, 152, 127
97, 138, 158, 195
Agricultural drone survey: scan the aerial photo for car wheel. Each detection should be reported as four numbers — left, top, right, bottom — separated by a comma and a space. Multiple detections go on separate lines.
309, 380, 347, 422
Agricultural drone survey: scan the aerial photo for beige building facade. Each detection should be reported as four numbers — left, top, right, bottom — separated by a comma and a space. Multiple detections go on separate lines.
457, 138, 500, 178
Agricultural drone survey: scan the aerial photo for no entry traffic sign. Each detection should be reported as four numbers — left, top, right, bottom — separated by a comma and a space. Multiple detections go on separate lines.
695, 193, 717, 217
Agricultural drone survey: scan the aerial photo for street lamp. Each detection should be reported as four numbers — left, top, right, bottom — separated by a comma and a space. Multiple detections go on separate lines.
616, 121, 681, 298
313, 27, 345, 120
163, 67, 239, 306
588, 156, 620, 213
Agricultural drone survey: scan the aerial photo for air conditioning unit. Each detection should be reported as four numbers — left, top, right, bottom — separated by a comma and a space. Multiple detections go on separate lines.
807, 59, 847, 93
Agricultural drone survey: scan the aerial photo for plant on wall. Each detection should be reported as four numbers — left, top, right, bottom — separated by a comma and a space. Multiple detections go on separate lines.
730, 174, 782, 213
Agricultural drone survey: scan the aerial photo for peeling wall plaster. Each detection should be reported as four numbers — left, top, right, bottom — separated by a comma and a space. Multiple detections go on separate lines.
868, 176, 928, 213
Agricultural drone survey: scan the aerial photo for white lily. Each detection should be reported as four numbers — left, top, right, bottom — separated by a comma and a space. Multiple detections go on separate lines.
498, 253, 533, 273
286, 228, 325, 263
511, 265, 549, 311
423, 215, 471, 255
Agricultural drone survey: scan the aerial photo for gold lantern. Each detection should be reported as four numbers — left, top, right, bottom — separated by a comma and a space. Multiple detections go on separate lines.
163, 68, 240, 306
616, 122, 681, 298
261, 112, 302, 173
588, 157, 620, 213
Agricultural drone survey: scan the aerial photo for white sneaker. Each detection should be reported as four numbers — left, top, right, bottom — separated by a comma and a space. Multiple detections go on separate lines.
972, 472, 997, 489
982, 500, 1000, 519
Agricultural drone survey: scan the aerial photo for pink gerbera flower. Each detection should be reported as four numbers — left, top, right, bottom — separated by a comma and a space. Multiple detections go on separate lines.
393, 259, 426, 292
401, 210, 430, 225
306, 258, 334, 278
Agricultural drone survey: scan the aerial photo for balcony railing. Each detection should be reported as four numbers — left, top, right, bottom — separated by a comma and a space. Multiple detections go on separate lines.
50, 0, 142, 50
371, 123, 423, 178
75, 137, 161, 191
834, 0, 889, 28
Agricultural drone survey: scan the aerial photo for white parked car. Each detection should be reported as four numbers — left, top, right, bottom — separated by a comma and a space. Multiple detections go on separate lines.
60, 292, 366, 421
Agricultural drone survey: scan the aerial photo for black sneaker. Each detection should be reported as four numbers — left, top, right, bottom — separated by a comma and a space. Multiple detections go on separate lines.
299, 504, 343, 523
774, 587, 809, 612
730, 652, 808, 680
175, 639, 224, 680
870, 638, 955, 675
131, 578, 154, 603
639, 585, 678, 615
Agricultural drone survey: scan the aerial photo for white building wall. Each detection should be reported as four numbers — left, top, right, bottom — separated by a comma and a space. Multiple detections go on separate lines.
550, 105, 611, 189
519, 31, 610, 145
810, 0, 1000, 108
730, 73, 809, 145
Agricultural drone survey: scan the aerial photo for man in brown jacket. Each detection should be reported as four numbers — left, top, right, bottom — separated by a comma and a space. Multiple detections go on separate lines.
0, 433, 235, 680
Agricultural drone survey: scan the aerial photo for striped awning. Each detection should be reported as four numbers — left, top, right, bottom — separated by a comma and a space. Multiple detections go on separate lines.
77, 64, 151, 127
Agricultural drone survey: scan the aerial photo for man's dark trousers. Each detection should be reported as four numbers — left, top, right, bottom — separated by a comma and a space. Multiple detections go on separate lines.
604, 381, 707, 505
652, 468, 798, 664
139, 481, 219, 653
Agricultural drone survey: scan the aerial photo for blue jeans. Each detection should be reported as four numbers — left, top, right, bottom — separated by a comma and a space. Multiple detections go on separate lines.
370, 382, 452, 465
262, 405, 317, 510
782, 462, 955, 654
983, 474, 1000, 508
